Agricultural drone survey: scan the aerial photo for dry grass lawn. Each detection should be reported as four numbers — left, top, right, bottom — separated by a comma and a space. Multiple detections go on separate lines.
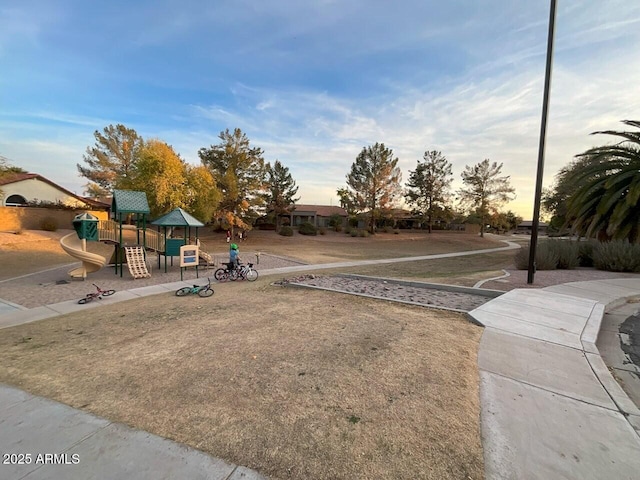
342, 250, 517, 286
199, 229, 503, 264
0, 280, 484, 480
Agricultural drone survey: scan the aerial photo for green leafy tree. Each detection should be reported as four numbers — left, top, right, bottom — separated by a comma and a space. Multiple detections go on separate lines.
129, 140, 221, 222
405, 150, 453, 233
184, 165, 221, 224
83, 182, 108, 199
77, 124, 143, 192
0, 156, 27, 200
342, 143, 402, 233
458, 159, 515, 237
490, 210, 523, 233
129, 140, 190, 218
541, 154, 599, 234
0, 156, 26, 176
266, 160, 299, 229
562, 120, 640, 242
198, 128, 267, 233
336, 187, 358, 216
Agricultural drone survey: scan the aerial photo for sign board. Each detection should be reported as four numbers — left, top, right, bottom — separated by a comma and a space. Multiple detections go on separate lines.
179, 245, 199, 267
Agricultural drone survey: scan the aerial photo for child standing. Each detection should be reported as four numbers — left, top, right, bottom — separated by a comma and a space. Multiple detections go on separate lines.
229, 243, 240, 268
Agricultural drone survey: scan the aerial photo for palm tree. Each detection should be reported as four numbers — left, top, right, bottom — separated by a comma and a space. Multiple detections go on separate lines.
567, 120, 640, 242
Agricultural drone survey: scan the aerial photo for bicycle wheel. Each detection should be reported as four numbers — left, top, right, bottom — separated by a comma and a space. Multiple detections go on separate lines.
102, 290, 116, 297
176, 287, 192, 296
198, 287, 214, 297
245, 269, 258, 282
78, 296, 94, 304
214, 268, 227, 282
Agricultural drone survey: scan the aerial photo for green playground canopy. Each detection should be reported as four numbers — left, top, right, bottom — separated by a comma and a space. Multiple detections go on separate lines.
151, 208, 205, 276
111, 190, 151, 215
151, 208, 204, 227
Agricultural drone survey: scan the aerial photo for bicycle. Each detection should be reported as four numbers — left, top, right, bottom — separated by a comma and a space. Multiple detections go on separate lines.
236, 262, 258, 282
214, 263, 239, 282
77, 284, 116, 304
175, 277, 214, 297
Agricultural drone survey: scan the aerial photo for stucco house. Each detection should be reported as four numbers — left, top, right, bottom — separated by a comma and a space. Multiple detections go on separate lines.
288, 204, 348, 228
0, 172, 107, 209
516, 220, 548, 235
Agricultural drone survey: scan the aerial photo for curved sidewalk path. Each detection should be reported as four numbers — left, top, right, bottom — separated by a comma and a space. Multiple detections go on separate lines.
470, 278, 640, 480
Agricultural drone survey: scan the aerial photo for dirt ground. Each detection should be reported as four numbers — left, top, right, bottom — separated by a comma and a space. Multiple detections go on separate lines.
0, 229, 112, 281
0, 281, 484, 480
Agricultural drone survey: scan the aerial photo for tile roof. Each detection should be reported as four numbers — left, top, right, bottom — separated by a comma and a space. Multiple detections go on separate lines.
0, 172, 108, 209
292, 204, 347, 217
0, 172, 38, 186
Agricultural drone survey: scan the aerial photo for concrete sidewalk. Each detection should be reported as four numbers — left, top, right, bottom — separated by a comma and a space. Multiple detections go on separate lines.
470, 278, 640, 480
0, 384, 265, 480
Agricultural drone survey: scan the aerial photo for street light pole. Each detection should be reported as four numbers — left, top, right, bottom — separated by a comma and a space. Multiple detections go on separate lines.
528, 0, 557, 284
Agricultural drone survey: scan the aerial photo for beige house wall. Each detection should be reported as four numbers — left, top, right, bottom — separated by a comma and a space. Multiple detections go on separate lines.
0, 207, 109, 232
1, 178, 89, 207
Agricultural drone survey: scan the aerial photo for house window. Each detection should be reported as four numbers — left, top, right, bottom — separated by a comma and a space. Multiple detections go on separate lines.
4, 194, 27, 206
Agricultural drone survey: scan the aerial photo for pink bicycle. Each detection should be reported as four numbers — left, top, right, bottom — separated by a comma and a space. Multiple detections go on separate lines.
77, 284, 116, 304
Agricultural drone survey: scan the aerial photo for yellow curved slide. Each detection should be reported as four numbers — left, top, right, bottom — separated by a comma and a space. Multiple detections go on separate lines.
60, 233, 108, 279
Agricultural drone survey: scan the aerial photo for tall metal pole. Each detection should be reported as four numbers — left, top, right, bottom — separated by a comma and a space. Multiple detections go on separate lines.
528, 0, 557, 284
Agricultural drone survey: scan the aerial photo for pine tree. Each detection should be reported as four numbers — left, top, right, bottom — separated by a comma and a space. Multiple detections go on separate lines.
77, 124, 143, 192
198, 128, 267, 233
405, 150, 453, 233
458, 159, 515, 237
343, 143, 402, 233
266, 160, 299, 229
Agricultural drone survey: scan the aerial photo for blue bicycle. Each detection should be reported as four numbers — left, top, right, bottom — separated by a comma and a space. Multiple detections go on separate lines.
175, 278, 214, 297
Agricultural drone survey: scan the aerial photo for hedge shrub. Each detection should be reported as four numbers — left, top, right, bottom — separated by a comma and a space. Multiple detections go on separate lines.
514, 242, 559, 270
548, 240, 580, 269
578, 240, 598, 267
298, 222, 317, 236
279, 226, 294, 236
593, 241, 640, 272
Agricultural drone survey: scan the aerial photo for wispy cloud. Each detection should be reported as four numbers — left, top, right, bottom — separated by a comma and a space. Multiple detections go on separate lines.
2, 0, 640, 218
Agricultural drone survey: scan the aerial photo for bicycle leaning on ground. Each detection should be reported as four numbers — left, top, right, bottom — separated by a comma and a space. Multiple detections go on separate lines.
175, 277, 214, 297
77, 284, 116, 304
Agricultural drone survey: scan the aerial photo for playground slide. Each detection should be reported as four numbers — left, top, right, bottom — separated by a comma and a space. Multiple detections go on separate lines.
60, 233, 108, 279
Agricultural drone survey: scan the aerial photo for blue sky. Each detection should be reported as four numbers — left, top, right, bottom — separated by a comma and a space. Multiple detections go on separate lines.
2, 0, 640, 218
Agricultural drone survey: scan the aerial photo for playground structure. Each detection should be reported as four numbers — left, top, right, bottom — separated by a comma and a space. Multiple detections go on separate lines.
59, 209, 156, 280
109, 190, 154, 279
59, 214, 108, 279
151, 207, 206, 280
60, 190, 212, 280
